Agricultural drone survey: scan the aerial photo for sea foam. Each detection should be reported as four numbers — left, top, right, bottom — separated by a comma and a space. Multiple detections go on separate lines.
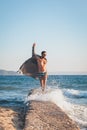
26, 87, 71, 111
26, 86, 87, 130
63, 89, 87, 98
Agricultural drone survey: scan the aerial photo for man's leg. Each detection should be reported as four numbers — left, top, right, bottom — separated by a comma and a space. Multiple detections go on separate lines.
40, 78, 45, 91
43, 73, 47, 90
40, 73, 47, 91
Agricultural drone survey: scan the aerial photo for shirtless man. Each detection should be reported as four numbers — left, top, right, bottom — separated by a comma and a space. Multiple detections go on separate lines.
32, 43, 47, 91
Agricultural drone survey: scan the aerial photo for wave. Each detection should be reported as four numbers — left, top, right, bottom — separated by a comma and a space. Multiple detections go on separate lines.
63, 89, 87, 98
26, 87, 72, 111
0, 99, 24, 107
0, 86, 20, 91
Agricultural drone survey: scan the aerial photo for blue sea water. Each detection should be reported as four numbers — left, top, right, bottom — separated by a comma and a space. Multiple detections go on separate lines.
0, 75, 87, 130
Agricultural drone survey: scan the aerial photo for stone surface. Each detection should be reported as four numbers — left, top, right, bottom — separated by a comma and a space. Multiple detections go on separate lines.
24, 101, 80, 130
0, 107, 24, 130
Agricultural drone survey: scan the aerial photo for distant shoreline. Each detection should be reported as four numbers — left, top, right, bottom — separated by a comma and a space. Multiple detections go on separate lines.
0, 69, 87, 76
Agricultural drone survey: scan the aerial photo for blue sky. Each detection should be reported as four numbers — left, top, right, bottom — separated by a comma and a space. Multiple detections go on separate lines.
0, 0, 87, 73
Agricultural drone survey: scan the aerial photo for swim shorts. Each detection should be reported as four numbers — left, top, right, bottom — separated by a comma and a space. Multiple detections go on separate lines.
36, 72, 47, 78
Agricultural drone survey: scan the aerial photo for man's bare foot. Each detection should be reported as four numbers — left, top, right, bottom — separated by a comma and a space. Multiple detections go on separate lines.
42, 87, 45, 92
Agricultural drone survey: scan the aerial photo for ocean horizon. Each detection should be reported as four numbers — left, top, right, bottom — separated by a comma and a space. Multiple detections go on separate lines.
0, 69, 87, 76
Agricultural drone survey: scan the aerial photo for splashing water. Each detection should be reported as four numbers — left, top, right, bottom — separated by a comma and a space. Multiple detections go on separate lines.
26, 87, 71, 111
26, 86, 87, 130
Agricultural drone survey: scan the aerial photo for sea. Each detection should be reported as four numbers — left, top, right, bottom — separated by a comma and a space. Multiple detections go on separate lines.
0, 75, 87, 130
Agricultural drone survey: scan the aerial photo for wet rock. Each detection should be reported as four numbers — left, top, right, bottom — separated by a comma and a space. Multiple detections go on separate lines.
24, 101, 80, 130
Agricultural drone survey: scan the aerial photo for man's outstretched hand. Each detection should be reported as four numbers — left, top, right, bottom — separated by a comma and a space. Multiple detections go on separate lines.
33, 43, 36, 47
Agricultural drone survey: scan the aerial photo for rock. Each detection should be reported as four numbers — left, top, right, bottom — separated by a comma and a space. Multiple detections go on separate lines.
0, 107, 24, 130
24, 101, 80, 130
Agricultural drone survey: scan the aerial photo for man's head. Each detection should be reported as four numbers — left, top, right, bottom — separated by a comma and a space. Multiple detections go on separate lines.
41, 51, 47, 58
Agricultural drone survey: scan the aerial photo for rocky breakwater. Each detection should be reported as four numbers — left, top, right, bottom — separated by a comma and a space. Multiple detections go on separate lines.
0, 88, 80, 130
24, 100, 80, 130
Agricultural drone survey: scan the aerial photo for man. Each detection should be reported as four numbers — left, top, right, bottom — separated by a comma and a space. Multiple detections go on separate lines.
32, 43, 47, 91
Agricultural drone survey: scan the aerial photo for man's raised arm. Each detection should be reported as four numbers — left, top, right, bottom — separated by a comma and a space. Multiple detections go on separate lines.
32, 43, 36, 57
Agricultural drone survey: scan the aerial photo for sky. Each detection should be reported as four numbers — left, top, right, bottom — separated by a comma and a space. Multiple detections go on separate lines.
0, 0, 87, 74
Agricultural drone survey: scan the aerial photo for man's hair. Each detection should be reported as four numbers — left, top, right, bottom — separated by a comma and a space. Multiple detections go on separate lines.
41, 51, 46, 55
